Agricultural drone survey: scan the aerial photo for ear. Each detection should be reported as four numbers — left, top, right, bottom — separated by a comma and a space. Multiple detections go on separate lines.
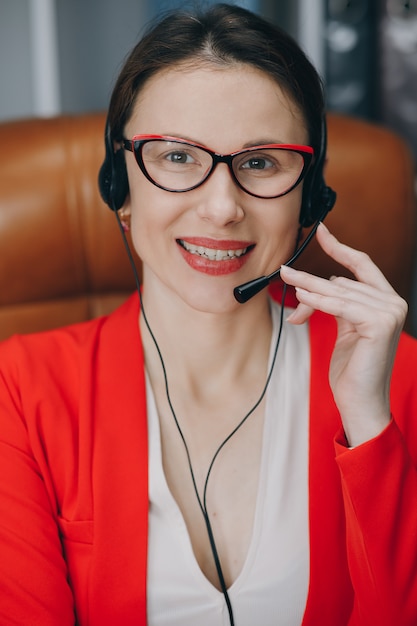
119, 194, 132, 217
117, 198, 132, 232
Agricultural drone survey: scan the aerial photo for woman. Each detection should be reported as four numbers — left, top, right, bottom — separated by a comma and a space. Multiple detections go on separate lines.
1, 4, 417, 626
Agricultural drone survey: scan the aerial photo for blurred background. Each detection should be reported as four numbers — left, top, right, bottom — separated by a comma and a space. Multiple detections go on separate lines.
1, 0, 417, 321
1, 0, 416, 157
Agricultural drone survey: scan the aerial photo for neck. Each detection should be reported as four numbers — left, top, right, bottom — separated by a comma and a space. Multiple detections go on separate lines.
139, 282, 273, 399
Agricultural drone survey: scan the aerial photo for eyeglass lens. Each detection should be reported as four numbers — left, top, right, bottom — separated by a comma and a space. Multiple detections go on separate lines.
137, 139, 306, 197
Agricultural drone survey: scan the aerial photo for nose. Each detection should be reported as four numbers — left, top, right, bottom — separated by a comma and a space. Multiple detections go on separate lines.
196, 162, 245, 226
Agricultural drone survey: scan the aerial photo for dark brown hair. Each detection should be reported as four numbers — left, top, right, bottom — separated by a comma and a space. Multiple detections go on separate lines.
107, 3, 325, 156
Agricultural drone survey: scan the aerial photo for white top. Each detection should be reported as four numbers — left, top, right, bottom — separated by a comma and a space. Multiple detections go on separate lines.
146, 300, 311, 625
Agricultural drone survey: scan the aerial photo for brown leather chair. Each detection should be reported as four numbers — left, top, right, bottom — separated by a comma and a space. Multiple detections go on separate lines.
0, 112, 416, 340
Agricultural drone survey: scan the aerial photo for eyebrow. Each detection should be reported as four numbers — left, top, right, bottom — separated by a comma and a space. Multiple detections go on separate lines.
242, 139, 287, 148
160, 133, 288, 150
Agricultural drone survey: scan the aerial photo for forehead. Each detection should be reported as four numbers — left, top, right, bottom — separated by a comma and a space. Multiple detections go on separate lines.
125, 62, 308, 148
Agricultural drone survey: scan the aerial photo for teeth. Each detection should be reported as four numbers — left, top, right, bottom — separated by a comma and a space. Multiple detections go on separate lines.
180, 240, 247, 260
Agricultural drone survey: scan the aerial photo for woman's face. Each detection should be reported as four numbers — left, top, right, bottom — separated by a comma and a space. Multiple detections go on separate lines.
123, 62, 309, 313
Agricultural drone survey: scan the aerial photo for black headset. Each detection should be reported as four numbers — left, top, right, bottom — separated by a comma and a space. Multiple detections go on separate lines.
98, 119, 129, 214
300, 116, 336, 226
98, 114, 336, 227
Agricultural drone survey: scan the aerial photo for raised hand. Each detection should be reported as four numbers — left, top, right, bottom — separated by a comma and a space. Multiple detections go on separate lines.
280, 222, 408, 446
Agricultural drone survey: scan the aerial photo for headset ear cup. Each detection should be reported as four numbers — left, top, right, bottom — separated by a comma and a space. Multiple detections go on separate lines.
110, 149, 129, 212
98, 155, 113, 207
300, 114, 336, 227
98, 148, 129, 212
300, 180, 336, 228
98, 119, 130, 212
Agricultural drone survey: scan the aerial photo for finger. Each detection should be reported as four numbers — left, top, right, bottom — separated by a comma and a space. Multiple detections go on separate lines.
280, 262, 408, 331
292, 284, 407, 332
315, 222, 396, 294
285, 301, 315, 325
282, 267, 403, 313
327, 275, 408, 315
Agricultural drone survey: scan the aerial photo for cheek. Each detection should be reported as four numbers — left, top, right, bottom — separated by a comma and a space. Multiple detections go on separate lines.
126, 181, 157, 258
127, 162, 160, 224
129, 196, 160, 256
267, 187, 303, 238
262, 190, 303, 262
128, 179, 180, 263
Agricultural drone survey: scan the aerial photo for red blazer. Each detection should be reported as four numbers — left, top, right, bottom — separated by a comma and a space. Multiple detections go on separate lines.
1, 293, 417, 626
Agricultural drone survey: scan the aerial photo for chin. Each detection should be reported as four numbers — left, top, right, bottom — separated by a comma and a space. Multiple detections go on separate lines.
178, 280, 244, 315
